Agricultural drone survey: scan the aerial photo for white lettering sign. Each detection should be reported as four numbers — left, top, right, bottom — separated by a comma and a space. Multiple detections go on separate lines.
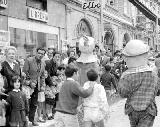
82, 0, 101, 10
0, 0, 7, 8
0, 30, 10, 47
28, 8, 48, 22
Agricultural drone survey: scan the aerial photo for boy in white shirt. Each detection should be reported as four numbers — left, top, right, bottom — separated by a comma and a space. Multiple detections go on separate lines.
83, 69, 109, 127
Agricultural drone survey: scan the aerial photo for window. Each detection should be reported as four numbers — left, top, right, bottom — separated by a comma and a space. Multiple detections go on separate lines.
26, 0, 47, 11
106, 0, 118, 8
9, 27, 58, 58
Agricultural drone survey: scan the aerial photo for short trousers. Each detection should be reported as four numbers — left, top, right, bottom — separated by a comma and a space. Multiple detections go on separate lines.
83, 107, 103, 123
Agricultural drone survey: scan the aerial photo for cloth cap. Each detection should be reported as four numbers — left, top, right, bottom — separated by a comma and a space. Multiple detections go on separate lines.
122, 40, 149, 57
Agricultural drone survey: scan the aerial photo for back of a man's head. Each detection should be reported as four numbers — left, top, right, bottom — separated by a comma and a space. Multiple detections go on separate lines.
65, 66, 78, 78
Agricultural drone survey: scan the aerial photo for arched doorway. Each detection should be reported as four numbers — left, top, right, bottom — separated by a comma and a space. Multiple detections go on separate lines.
104, 29, 114, 55
77, 19, 93, 37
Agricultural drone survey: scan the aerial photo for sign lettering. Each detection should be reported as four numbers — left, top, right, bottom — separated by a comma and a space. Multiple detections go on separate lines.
82, 0, 101, 10
0, 0, 7, 8
28, 8, 48, 22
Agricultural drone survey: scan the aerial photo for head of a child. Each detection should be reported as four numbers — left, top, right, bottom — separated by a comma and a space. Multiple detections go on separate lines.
24, 77, 30, 86
104, 65, 111, 73
87, 69, 98, 82
65, 66, 78, 81
51, 76, 58, 86
12, 75, 21, 90
57, 65, 65, 76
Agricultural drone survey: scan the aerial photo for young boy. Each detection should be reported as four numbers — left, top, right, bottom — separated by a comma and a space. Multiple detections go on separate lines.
54, 66, 94, 127
100, 65, 117, 98
83, 69, 109, 127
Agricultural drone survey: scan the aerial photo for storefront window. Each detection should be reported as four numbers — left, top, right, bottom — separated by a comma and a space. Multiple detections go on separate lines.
9, 27, 58, 59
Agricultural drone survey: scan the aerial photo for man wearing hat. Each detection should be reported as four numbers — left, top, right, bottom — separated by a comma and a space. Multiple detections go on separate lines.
118, 40, 159, 127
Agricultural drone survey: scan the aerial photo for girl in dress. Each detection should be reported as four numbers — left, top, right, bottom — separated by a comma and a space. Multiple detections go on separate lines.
6, 75, 29, 127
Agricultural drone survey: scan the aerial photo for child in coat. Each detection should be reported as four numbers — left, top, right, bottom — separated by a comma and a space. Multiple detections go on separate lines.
6, 75, 29, 127
45, 74, 57, 120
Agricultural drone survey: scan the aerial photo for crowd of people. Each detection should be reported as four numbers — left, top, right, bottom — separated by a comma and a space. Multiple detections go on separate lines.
0, 36, 160, 127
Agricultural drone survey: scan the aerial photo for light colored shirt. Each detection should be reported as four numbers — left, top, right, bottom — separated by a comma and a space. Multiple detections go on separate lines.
83, 81, 109, 111
6, 61, 14, 69
12, 89, 21, 92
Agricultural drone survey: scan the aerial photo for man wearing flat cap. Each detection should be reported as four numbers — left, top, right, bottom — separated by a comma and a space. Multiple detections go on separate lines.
118, 40, 159, 127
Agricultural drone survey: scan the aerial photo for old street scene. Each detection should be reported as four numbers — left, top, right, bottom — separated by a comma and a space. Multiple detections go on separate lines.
1, 0, 160, 127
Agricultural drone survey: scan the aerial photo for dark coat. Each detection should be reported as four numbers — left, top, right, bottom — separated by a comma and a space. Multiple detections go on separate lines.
1, 61, 21, 93
45, 59, 58, 87
23, 56, 45, 90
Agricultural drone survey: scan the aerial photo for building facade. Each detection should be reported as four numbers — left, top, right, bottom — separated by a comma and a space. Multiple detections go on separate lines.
0, 0, 66, 58
64, 0, 135, 54
128, 0, 160, 51
0, 0, 135, 58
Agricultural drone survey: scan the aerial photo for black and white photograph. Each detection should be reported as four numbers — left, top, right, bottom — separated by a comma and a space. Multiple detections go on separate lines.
0, 0, 160, 127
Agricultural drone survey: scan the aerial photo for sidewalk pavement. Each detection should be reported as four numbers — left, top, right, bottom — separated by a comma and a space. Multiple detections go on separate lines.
29, 119, 55, 127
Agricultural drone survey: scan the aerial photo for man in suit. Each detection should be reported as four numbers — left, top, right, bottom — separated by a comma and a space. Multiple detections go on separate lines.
23, 47, 46, 126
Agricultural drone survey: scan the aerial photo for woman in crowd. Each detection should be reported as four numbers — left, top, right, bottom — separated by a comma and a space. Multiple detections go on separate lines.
1, 46, 22, 126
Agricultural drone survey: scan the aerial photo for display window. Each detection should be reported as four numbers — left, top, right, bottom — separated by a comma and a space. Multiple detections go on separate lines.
9, 27, 58, 59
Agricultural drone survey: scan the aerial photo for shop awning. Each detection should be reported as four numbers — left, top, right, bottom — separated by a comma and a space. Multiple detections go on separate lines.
128, 0, 160, 25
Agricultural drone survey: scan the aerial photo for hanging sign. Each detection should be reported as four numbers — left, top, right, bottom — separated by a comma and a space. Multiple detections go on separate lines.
28, 7, 48, 22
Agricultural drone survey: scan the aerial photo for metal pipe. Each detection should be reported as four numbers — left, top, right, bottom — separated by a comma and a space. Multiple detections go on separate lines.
100, 0, 104, 45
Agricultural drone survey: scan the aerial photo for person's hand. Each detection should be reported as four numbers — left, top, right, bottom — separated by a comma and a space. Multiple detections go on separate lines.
30, 82, 36, 89
22, 72, 26, 77
1, 88, 5, 92
40, 86, 45, 91
2, 99, 8, 105
77, 104, 83, 112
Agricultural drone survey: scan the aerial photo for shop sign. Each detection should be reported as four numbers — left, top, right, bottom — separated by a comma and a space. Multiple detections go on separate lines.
138, 0, 160, 18
28, 8, 48, 22
82, 0, 101, 10
0, 30, 10, 47
0, 0, 7, 8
